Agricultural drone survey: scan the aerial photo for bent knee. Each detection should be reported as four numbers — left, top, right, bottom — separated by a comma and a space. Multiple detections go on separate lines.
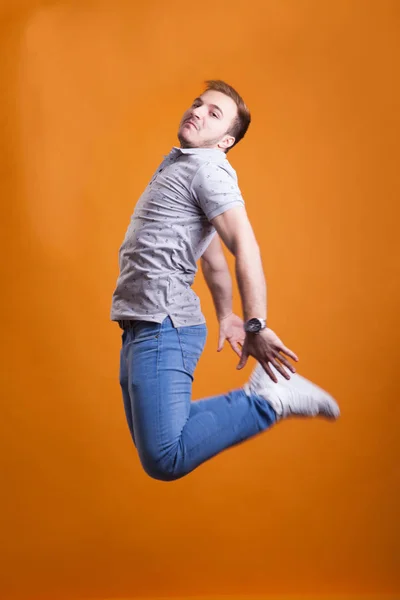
140, 452, 186, 482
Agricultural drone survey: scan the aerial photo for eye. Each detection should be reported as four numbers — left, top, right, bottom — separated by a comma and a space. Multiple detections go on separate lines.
211, 112, 219, 118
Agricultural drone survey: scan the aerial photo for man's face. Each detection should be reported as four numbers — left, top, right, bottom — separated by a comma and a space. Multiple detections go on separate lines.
178, 90, 238, 151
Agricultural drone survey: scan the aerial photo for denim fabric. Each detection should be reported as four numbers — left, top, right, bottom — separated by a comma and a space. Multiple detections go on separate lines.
119, 316, 276, 481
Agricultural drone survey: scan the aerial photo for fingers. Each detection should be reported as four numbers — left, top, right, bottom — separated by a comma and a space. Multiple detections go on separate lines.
237, 348, 249, 370
279, 345, 299, 362
218, 334, 244, 357
217, 335, 225, 352
273, 351, 296, 373
230, 341, 242, 358
269, 358, 291, 380
260, 361, 278, 383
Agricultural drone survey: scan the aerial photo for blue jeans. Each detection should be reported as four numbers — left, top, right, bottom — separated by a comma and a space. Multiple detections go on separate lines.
119, 316, 276, 481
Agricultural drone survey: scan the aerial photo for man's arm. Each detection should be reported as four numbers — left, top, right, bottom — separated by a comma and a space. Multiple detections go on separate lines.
210, 206, 267, 323
211, 206, 297, 380
200, 234, 233, 321
200, 233, 246, 357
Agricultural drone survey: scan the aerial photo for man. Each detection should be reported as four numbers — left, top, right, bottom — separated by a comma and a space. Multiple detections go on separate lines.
111, 80, 340, 482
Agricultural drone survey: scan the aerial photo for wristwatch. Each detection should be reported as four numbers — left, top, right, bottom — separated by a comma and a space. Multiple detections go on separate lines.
244, 317, 267, 334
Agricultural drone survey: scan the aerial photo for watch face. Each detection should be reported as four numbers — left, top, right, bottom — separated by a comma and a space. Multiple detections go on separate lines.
247, 318, 262, 333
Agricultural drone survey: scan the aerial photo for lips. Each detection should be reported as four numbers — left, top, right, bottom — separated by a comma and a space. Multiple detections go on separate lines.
184, 120, 198, 130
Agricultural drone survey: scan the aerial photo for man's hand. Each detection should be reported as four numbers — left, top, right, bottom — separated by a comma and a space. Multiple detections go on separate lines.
237, 328, 299, 383
218, 313, 245, 358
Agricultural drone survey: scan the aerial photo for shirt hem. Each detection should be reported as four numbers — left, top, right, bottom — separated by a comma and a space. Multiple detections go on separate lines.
111, 312, 206, 328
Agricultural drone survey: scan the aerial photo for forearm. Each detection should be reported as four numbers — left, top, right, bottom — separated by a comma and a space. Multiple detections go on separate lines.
202, 262, 233, 321
209, 207, 268, 324
235, 241, 267, 322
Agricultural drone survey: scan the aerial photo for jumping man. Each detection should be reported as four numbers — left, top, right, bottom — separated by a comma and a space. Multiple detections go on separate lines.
111, 80, 340, 481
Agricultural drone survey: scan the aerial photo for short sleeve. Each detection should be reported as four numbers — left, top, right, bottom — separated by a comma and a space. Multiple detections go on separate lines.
191, 162, 245, 221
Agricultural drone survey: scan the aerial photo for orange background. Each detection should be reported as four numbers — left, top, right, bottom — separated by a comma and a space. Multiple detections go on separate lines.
1, 0, 399, 599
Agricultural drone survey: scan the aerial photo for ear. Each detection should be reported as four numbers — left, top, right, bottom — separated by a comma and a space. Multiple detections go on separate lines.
219, 134, 235, 151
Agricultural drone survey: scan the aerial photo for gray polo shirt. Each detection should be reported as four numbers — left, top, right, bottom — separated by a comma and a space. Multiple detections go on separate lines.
110, 146, 245, 327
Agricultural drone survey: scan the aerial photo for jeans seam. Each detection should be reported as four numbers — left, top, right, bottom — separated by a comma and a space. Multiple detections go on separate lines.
176, 323, 207, 337
155, 321, 163, 449
176, 329, 193, 378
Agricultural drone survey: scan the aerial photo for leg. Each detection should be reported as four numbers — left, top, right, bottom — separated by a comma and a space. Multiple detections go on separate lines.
119, 329, 136, 445
120, 317, 276, 481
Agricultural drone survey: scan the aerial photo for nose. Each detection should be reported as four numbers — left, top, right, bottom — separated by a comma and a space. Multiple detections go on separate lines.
191, 107, 204, 120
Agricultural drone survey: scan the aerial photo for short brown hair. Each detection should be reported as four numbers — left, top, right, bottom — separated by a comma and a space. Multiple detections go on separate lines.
204, 79, 251, 152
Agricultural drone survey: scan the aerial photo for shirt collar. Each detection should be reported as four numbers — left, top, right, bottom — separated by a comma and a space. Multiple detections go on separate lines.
166, 146, 227, 161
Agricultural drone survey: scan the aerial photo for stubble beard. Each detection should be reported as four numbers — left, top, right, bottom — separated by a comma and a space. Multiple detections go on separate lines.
177, 127, 224, 150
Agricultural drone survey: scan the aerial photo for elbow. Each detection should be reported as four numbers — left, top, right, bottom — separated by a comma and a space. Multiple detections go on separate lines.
232, 237, 261, 259
201, 255, 227, 275
200, 257, 211, 274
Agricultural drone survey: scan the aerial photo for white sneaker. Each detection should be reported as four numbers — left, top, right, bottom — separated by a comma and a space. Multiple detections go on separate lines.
244, 362, 340, 420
